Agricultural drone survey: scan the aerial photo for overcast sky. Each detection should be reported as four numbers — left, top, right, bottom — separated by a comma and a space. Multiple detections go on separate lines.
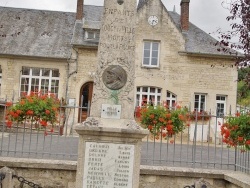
0, 0, 232, 40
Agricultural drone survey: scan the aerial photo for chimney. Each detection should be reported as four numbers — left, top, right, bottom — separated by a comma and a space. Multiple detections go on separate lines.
76, 0, 84, 20
180, 0, 190, 31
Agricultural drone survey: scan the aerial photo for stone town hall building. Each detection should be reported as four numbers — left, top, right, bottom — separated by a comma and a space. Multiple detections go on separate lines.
0, 0, 237, 123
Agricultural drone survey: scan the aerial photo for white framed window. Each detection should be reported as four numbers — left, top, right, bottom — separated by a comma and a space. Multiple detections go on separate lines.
216, 95, 226, 117
142, 41, 160, 67
85, 30, 100, 40
20, 67, 60, 97
166, 91, 177, 109
194, 94, 206, 112
136, 86, 161, 107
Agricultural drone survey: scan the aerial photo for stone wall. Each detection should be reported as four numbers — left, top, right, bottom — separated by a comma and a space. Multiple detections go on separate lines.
0, 157, 249, 188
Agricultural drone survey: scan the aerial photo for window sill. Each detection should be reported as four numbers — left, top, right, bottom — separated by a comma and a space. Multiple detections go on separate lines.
141, 66, 160, 70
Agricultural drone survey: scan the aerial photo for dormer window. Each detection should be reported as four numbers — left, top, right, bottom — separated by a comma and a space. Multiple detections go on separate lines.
85, 30, 100, 40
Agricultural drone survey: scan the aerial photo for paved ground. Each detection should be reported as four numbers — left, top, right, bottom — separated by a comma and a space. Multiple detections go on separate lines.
0, 132, 236, 171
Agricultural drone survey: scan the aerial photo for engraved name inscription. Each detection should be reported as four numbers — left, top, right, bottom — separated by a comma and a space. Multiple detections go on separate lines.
83, 142, 134, 188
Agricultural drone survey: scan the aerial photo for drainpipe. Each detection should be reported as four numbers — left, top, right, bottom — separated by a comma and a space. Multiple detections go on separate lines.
65, 47, 78, 103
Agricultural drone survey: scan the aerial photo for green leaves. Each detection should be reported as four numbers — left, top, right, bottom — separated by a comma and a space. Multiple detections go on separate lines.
140, 105, 189, 138
222, 111, 250, 151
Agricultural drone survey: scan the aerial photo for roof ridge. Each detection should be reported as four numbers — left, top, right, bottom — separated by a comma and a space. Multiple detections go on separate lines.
0, 6, 75, 14
0, 5, 104, 13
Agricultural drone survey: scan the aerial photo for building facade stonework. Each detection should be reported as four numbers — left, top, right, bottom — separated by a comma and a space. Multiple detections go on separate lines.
0, 0, 237, 124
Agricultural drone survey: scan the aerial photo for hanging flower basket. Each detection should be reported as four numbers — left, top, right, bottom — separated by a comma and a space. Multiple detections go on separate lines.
221, 111, 250, 151
5, 91, 60, 134
140, 105, 189, 139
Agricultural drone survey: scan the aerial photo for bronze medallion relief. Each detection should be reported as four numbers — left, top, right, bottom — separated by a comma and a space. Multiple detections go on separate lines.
102, 65, 127, 90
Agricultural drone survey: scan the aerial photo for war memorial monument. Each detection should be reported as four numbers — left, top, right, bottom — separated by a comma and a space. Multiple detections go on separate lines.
75, 0, 148, 187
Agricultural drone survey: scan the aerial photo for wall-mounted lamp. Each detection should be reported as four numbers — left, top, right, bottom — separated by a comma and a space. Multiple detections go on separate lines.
88, 71, 95, 78
117, 0, 124, 5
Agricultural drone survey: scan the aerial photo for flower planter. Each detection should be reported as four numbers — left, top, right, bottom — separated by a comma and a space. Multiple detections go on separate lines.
189, 122, 209, 142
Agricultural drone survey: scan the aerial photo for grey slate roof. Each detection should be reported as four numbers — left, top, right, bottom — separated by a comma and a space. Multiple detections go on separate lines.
0, 5, 234, 58
84, 5, 103, 22
137, 0, 149, 10
0, 7, 75, 58
168, 11, 236, 56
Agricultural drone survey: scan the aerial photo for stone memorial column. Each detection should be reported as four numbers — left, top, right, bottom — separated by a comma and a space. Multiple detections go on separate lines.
87, 0, 138, 127
75, 0, 148, 187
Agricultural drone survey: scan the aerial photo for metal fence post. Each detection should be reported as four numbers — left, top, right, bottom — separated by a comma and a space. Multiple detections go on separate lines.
234, 147, 237, 171
0, 166, 15, 188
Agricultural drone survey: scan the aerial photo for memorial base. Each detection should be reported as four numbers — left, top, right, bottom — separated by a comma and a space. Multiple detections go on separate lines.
74, 125, 148, 188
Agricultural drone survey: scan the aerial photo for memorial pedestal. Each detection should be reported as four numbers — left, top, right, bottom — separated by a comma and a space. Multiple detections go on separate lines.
75, 125, 148, 188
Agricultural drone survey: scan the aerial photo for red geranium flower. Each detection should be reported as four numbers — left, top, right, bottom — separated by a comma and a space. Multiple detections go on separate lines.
26, 110, 34, 115
20, 100, 25, 105
149, 114, 155, 119
16, 110, 22, 114
238, 136, 244, 142
162, 132, 167, 137
5, 102, 12, 107
245, 140, 250, 145
159, 117, 164, 122
148, 125, 153, 130
167, 125, 173, 131
13, 113, 19, 118
166, 113, 171, 118
6, 121, 12, 128
235, 112, 240, 117
45, 110, 50, 115
40, 120, 47, 127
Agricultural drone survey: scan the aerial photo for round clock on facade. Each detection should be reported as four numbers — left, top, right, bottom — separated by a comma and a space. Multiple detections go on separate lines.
148, 15, 159, 26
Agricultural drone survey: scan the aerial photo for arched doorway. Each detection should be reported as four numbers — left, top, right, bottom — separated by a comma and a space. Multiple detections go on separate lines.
78, 82, 93, 122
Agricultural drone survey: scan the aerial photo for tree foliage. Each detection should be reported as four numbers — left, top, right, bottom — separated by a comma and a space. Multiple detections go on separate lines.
238, 67, 250, 81
217, 0, 250, 100
237, 67, 250, 106
217, 0, 250, 67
